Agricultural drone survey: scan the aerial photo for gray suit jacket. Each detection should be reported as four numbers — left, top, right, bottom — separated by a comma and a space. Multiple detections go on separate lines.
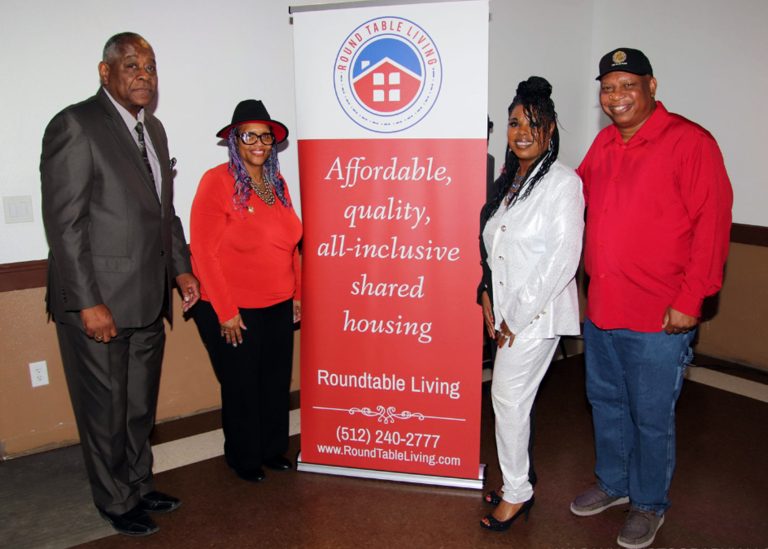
41, 88, 192, 328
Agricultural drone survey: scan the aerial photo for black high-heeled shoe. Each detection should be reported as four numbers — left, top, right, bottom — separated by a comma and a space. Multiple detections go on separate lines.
480, 496, 535, 532
484, 489, 503, 505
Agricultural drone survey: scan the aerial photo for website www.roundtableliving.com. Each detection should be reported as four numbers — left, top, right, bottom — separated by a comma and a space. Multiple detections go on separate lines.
316, 444, 461, 467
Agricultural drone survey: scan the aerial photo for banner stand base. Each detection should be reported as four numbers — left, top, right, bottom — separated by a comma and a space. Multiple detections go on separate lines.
296, 452, 485, 490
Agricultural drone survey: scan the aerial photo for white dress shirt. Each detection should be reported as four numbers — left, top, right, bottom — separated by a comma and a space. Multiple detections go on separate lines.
103, 88, 162, 200
482, 159, 585, 339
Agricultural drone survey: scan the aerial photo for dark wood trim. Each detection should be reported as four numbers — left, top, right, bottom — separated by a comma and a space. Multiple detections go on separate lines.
0, 223, 765, 293
0, 259, 47, 292
289, 389, 301, 411
731, 223, 768, 247
151, 390, 301, 445
692, 353, 768, 383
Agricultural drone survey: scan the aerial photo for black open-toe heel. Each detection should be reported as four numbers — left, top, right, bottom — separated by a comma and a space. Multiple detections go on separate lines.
484, 490, 503, 505
480, 496, 535, 532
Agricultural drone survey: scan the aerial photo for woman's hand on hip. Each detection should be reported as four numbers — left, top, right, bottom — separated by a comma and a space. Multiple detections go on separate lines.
496, 320, 515, 348
480, 291, 495, 339
220, 314, 247, 347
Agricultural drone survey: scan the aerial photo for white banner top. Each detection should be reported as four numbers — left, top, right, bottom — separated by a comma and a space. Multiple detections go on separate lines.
292, 0, 488, 140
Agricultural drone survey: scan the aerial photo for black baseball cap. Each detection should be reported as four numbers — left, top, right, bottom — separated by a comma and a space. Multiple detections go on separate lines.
596, 48, 653, 80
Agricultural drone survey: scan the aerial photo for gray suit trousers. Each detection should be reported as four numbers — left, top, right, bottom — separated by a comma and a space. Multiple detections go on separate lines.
55, 317, 165, 515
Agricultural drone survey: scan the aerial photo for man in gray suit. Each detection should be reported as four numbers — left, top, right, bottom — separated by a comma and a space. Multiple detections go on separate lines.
41, 32, 199, 537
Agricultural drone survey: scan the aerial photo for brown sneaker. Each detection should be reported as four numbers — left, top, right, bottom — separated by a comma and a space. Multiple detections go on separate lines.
617, 508, 665, 549
570, 485, 629, 516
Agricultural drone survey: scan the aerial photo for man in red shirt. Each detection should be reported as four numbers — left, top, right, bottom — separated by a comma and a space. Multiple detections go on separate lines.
570, 48, 732, 549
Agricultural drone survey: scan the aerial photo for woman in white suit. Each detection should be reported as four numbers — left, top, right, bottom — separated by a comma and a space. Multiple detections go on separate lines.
480, 76, 584, 531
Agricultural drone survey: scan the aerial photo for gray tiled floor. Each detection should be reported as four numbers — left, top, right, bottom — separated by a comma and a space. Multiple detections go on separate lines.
0, 445, 112, 549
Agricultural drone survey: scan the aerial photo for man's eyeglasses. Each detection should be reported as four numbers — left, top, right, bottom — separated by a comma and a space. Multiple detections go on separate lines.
238, 131, 275, 146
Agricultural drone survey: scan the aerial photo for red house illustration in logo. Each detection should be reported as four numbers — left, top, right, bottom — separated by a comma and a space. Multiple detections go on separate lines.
352, 57, 422, 113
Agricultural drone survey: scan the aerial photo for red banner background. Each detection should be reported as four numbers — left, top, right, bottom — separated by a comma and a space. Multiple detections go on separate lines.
299, 138, 485, 479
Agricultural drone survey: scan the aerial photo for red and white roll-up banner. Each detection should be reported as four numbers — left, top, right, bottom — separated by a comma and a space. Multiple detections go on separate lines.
291, 0, 488, 488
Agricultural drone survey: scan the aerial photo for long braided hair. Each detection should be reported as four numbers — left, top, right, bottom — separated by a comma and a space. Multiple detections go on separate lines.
227, 129, 290, 211
483, 76, 559, 219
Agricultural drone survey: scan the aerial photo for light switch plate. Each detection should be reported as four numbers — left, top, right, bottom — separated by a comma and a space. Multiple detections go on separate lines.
3, 195, 34, 223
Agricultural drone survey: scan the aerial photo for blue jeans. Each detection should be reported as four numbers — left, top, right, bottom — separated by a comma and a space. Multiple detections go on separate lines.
584, 319, 695, 514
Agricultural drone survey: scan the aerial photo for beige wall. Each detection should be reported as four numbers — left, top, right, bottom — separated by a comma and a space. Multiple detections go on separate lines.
0, 289, 301, 459
0, 288, 77, 455
696, 243, 768, 368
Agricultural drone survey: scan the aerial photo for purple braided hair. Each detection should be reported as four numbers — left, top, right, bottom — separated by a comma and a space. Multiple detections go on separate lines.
227, 129, 290, 211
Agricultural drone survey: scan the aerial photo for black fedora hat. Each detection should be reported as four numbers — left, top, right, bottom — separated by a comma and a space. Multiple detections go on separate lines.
216, 99, 289, 144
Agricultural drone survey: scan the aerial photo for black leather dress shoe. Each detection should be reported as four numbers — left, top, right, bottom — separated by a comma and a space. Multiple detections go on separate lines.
98, 506, 159, 536
264, 456, 292, 470
140, 491, 182, 513
236, 466, 266, 482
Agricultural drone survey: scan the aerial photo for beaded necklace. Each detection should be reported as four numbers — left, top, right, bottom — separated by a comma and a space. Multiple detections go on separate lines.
248, 178, 275, 207
505, 172, 525, 205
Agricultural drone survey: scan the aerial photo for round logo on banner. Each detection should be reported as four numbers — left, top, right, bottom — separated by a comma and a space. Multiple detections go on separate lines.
333, 16, 442, 133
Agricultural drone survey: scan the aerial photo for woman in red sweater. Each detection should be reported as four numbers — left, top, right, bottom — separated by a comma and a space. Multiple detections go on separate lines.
190, 100, 302, 482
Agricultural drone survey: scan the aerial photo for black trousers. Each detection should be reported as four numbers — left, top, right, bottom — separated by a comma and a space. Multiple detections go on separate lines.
193, 299, 294, 472
56, 317, 165, 515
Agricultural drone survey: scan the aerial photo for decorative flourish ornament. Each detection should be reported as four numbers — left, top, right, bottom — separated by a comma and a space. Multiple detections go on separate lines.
313, 404, 464, 424
349, 405, 426, 425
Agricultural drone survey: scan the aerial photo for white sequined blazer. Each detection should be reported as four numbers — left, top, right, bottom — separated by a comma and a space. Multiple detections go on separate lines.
482, 159, 584, 339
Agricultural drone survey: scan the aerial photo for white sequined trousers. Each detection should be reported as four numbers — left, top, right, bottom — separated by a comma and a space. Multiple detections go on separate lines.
492, 336, 560, 504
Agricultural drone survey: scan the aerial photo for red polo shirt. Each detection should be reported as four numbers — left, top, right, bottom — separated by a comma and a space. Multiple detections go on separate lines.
577, 102, 732, 332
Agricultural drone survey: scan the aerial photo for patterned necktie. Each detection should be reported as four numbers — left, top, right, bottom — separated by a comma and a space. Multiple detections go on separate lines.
134, 121, 156, 184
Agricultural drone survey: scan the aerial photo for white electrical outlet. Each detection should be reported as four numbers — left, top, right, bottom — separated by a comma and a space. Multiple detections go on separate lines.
29, 361, 49, 387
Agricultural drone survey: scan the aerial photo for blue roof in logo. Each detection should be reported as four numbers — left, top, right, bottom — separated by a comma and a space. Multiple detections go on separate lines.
352, 38, 421, 78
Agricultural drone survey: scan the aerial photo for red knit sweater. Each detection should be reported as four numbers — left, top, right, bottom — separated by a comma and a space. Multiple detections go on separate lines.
190, 163, 302, 323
